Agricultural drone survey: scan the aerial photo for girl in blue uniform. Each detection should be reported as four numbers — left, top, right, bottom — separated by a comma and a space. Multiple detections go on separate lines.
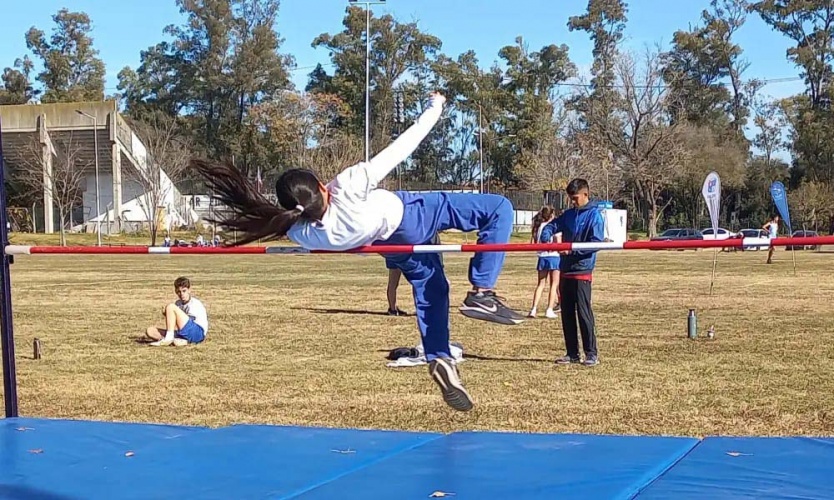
528, 206, 561, 318
194, 92, 525, 412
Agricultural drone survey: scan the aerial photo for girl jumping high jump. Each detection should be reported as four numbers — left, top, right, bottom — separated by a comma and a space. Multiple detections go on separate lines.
193, 92, 525, 412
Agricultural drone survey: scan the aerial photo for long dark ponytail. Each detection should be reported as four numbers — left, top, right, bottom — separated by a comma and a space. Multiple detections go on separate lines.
531, 205, 555, 242
192, 160, 326, 246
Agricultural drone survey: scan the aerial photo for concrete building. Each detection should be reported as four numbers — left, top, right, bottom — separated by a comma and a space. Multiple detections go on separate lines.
0, 100, 191, 234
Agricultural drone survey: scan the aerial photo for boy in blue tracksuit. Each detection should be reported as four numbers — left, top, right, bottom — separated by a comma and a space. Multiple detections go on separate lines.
540, 178, 605, 366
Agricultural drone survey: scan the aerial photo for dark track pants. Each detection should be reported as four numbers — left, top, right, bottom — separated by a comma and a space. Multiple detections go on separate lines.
559, 277, 597, 358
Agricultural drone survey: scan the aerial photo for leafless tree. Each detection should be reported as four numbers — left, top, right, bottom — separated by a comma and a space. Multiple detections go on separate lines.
518, 101, 581, 192
583, 46, 688, 237
17, 133, 90, 246
127, 111, 193, 245
789, 180, 834, 231
307, 131, 364, 181
248, 91, 356, 179
572, 130, 622, 202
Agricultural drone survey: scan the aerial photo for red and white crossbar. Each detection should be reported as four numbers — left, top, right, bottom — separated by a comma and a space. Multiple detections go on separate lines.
4, 235, 834, 255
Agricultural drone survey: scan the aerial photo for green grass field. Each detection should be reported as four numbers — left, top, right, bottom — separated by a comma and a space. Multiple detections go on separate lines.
2, 239, 833, 438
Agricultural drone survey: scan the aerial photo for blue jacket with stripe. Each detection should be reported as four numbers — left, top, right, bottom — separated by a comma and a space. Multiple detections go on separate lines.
540, 202, 605, 276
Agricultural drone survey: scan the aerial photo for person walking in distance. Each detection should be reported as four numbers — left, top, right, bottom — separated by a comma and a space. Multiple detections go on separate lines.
763, 215, 780, 264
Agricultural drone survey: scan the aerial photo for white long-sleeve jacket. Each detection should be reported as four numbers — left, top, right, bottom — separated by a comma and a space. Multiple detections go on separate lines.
287, 94, 444, 251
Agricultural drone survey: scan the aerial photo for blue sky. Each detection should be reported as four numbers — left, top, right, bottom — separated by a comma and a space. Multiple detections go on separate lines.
0, 0, 806, 103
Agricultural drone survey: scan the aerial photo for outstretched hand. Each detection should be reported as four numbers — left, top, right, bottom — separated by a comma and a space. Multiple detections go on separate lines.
429, 91, 446, 106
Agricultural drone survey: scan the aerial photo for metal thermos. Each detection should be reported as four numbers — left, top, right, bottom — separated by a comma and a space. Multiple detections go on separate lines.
687, 309, 697, 339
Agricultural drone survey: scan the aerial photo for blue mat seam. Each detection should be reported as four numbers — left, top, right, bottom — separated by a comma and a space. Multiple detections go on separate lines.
627, 438, 705, 500
280, 433, 447, 500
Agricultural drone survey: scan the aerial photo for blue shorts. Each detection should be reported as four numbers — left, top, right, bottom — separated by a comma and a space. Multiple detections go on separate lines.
537, 256, 560, 271
177, 319, 206, 344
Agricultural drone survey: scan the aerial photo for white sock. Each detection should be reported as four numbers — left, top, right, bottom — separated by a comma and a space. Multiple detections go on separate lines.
164, 329, 175, 341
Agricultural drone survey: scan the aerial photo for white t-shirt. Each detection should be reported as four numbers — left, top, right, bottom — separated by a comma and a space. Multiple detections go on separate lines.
537, 221, 562, 257
177, 297, 209, 334
287, 95, 445, 251
765, 221, 778, 238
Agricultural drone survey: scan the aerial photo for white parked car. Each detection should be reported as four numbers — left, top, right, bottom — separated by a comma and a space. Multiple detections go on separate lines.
701, 228, 736, 240
736, 228, 770, 251
737, 228, 768, 239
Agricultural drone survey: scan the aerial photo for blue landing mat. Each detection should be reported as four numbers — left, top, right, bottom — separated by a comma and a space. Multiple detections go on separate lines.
0, 417, 207, 500
87, 423, 443, 499
636, 436, 834, 499
2, 417, 834, 499
301, 431, 698, 500
0, 418, 441, 500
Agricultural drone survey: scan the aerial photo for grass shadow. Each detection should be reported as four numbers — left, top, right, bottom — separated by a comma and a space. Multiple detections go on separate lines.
291, 307, 395, 317
375, 349, 552, 363
464, 352, 553, 363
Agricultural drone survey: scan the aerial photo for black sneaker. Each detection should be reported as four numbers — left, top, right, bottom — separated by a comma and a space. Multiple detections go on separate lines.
582, 356, 599, 367
459, 291, 526, 325
387, 308, 409, 316
554, 355, 581, 365
429, 358, 473, 412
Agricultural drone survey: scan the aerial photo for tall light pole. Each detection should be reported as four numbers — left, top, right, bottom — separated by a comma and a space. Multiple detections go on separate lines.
348, 0, 386, 162
471, 75, 512, 194
478, 103, 483, 193
75, 110, 102, 246
606, 150, 614, 202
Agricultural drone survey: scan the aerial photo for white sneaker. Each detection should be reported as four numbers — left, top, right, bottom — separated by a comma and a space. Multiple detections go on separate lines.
172, 338, 188, 347
545, 308, 559, 319
528, 309, 537, 318
150, 338, 174, 347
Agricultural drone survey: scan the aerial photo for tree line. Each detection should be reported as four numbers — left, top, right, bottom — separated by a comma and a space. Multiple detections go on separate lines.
1, 0, 833, 236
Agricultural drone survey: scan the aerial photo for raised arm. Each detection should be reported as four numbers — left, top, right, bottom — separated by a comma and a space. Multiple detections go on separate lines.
328, 92, 445, 198
363, 92, 445, 187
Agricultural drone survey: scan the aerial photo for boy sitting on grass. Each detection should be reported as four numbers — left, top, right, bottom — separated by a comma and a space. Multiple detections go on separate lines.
146, 276, 209, 347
